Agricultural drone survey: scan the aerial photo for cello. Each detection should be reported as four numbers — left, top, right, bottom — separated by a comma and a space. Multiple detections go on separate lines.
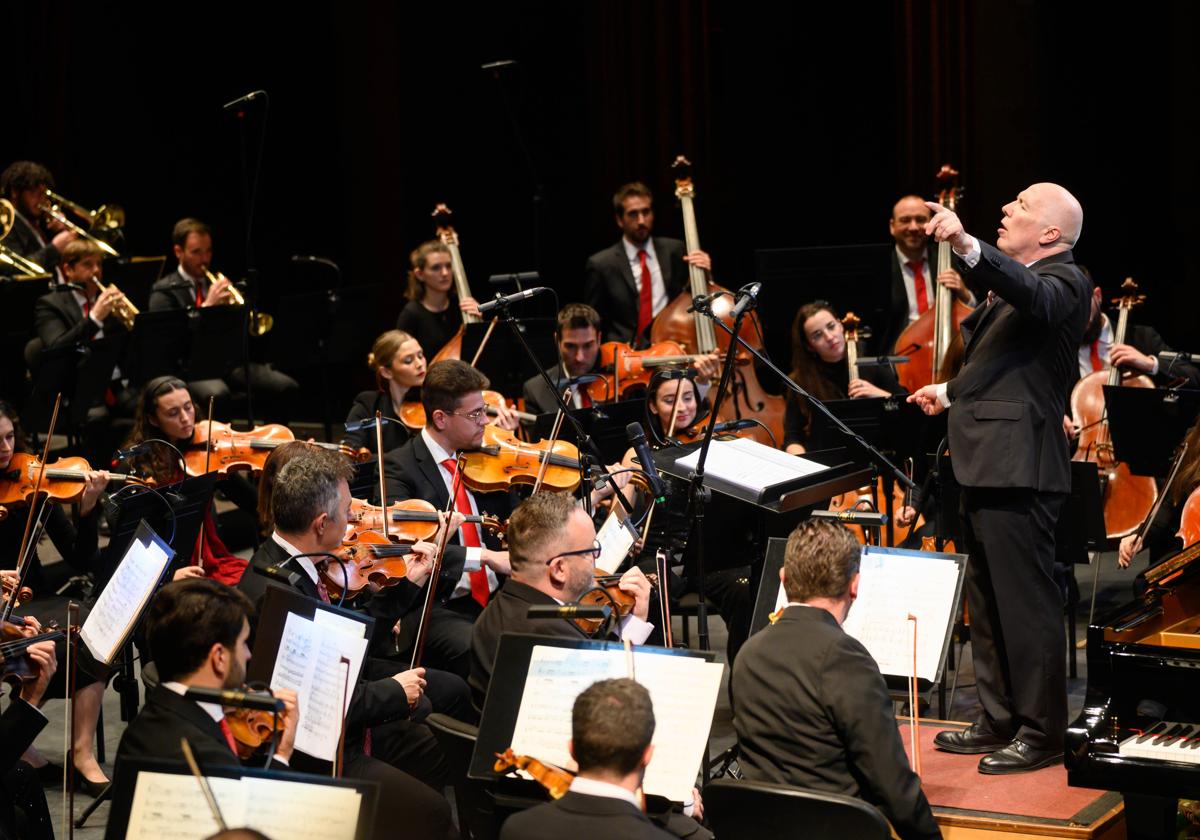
1070, 277, 1157, 539
650, 155, 784, 447
430, 204, 487, 364
894, 164, 973, 391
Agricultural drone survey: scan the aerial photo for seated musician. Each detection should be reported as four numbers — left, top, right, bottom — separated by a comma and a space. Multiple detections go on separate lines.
0, 400, 114, 795
0, 161, 75, 277
0, 638, 56, 840
148, 218, 298, 421
469, 492, 654, 710
396, 240, 481, 362
383, 359, 518, 678
783, 301, 906, 455
584, 181, 711, 346
731, 519, 940, 840
344, 329, 425, 456
498, 678, 678, 840
1119, 414, 1200, 572
119, 376, 249, 585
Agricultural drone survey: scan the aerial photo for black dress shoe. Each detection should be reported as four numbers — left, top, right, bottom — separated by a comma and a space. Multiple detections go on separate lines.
978, 740, 1062, 775
933, 724, 1010, 754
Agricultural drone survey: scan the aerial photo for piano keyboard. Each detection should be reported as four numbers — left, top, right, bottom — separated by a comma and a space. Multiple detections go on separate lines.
1119, 721, 1200, 764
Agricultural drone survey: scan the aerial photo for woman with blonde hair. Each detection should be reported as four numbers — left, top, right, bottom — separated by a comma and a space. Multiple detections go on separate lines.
395, 240, 481, 360
344, 329, 426, 456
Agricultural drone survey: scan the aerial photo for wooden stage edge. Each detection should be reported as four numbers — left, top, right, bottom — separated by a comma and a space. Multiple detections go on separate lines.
934, 795, 1124, 840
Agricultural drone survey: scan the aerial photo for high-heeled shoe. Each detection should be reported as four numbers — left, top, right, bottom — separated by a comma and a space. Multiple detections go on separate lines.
73, 773, 110, 798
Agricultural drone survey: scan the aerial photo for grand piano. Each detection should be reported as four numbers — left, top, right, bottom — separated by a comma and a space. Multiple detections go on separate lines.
1066, 539, 1200, 834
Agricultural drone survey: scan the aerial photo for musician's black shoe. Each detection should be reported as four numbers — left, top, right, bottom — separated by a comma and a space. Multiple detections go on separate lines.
978, 740, 1062, 775
933, 724, 1010, 754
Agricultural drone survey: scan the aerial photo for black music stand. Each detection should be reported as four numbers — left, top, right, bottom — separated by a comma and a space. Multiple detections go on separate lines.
531, 399, 648, 464
462, 318, 558, 397
0, 277, 48, 404
268, 287, 343, 439
350, 458, 380, 502
126, 308, 189, 386
103, 255, 167, 310
186, 305, 247, 382
1103, 386, 1200, 476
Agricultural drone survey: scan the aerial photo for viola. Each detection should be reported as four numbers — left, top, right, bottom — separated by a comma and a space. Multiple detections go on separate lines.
584, 341, 725, 403
183, 421, 371, 477
494, 748, 574, 799
398, 391, 535, 432
574, 573, 658, 635
0, 626, 66, 685
346, 498, 506, 546
0, 452, 141, 509
321, 530, 414, 601
459, 425, 582, 494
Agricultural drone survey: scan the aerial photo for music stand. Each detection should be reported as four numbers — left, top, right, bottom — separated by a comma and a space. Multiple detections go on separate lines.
67, 335, 125, 427
104, 255, 167, 310
531, 399, 648, 464
462, 318, 558, 397
23, 342, 84, 434
126, 309, 189, 386
349, 458, 379, 502
186, 305, 247, 382
1103, 386, 1200, 476
0, 277, 48, 404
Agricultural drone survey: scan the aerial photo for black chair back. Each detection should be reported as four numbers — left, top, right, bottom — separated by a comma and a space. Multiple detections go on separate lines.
426, 713, 496, 840
703, 778, 891, 840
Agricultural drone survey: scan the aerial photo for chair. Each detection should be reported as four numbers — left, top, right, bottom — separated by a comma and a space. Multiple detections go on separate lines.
426, 713, 496, 840
677, 591, 718, 648
703, 778, 892, 840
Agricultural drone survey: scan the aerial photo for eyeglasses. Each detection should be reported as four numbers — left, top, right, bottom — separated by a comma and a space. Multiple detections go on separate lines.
547, 540, 602, 565
451, 407, 488, 423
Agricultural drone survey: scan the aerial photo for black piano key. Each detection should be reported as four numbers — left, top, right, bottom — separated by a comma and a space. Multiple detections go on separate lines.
1153, 724, 1184, 745
1138, 721, 1169, 744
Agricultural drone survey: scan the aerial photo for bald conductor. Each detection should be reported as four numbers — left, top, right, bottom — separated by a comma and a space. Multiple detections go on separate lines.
908, 183, 1091, 774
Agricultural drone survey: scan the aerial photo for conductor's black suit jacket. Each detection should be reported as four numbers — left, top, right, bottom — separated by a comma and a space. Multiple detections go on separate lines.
584, 237, 688, 345
732, 606, 941, 840
946, 243, 1092, 492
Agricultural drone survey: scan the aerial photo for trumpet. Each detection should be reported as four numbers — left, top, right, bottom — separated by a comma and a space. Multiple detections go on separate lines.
93, 277, 138, 330
204, 268, 274, 336
0, 199, 51, 279
39, 190, 122, 257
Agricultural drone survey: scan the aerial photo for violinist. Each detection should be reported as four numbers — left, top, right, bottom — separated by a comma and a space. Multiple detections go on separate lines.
344, 329, 425, 455
881, 194, 975, 356
383, 360, 517, 678
1119, 415, 1200, 572
783, 302, 905, 454
0, 638, 56, 840
396, 240, 482, 362
0, 161, 74, 278
584, 182, 711, 346
119, 376, 249, 585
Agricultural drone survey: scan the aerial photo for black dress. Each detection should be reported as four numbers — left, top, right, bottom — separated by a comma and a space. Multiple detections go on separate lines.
396, 299, 459, 362
782, 357, 904, 450
344, 390, 411, 456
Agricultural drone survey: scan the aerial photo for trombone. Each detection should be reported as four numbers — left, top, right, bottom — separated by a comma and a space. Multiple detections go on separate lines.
203, 268, 274, 336
39, 189, 123, 257
0, 199, 51, 279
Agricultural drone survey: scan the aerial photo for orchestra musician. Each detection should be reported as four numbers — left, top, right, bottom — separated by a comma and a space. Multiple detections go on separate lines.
0, 638, 56, 840
910, 182, 1091, 774
783, 302, 905, 455
396, 240, 481, 362
1119, 414, 1200, 572
584, 182, 711, 346
0, 161, 75, 277
881, 194, 975, 356
344, 329, 425, 456
731, 519, 940, 840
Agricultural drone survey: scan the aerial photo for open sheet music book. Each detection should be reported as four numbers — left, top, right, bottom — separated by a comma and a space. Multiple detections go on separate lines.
125, 770, 362, 840
81, 521, 174, 665
509, 644, 723, 803
675, 437, 827, 499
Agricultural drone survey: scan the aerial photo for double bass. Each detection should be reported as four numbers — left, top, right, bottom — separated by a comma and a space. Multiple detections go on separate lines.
894, 164, 972, 391
650, 156, 784, 447
430, 204, 484, 364
1070, 277, 1157, 538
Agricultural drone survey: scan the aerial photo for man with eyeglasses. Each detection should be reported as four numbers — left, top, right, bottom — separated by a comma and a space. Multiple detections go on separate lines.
468, 492, 653, 711
383, 359, 520, 679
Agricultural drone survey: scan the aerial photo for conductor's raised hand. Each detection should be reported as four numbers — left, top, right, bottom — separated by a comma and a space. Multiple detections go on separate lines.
923, 201, 972, 252
907, 384, 946, 416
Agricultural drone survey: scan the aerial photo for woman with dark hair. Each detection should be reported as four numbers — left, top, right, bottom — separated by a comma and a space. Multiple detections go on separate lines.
1120, 415, 1200, 570
784, 301, 905, 454
395, 240, 481, 361
343, 329, 426, 456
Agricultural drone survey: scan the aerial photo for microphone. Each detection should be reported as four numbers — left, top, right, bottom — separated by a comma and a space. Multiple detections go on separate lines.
251, 560, 305, 590
711, 419, 757, 434
222, 90, 266, 111
487, 271, 540, 286
481, 59, 518, 72
1159, 351, 1197, 363
185, 686, 284, 712
810, 509, 889, 527
526, 604, 610, 621
731, 282, 762, 320
291, 254, 340, 270
478, 287, 551, 315
344, 416, 392, 434
856, 355, 911, 367
626, 422, 667, 503
110, 443, 152, 465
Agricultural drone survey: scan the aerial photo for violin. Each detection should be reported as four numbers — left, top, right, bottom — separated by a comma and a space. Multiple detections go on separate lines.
1178, 485, 1200, 548
346, 498, 506, 545
398, 391, 535, 432
321, 530, 413, 601
0, 625, 66, 685
1, 578, 33, 606
584, 341, 724, 403
0, 452, 141, 512
494, 748, 574, 799
459, 425, 583, 494
574, 573, 658, 635
183, 421, 370, 477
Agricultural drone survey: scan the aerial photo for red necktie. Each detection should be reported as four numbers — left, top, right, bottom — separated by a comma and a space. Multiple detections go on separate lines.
218, 717, 239, 756
636, 249, 653, 340
579, 387, 592, 409
440, 458, 489, 607
910, 260, 929, 315
1089, 340, 1103, 373
315, 577, 332, 604
195, 281, 205, 308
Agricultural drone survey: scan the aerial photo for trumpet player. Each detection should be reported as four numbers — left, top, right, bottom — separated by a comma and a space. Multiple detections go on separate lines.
33, 240, 124, 348
0, 160, 76, 278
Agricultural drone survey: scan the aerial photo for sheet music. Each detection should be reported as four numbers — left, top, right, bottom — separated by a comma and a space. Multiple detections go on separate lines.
270, 612, 368, 762
80, 534, 171, 664
841, 549, 960, 682
596, 507, 637, 572
126, 771, 361, 840
676, 438, 825, 493
509, 645, 723, 802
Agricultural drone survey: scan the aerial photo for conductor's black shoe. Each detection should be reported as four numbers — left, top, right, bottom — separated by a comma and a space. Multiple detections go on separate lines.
978, 740, 1062, 775
933, 724, 1009, 754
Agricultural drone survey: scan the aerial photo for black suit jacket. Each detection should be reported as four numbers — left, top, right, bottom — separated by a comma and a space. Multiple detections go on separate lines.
0, 698, 49, 839
148, 269, 199, 311
1073, 321, 1200, 392
2, 213, 58, 274
521, 365, 584, 419
115, 684, 247, 772
946, 243, 1092, 492
344, 390, 410, 456
584, 237, 687, 345
883, 244, 985, 357
500, 790, 674, 840
33, 287, 120, 350
732, 606, 940, 840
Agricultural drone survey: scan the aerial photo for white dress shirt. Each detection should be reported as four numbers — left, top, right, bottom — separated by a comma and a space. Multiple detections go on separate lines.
622, 237, 668, 317
420, 428, 496, 599
270, 531, 323, 586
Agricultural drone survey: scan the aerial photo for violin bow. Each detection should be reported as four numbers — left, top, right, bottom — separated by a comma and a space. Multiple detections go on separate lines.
409, 459, 461, 670
196, 396, 215, 565
640, 377, 686, 544
1135, 441, 1187, 549
532, 407, 568, 496
180, 738, 229, 832
374, 411, 389, 541
6, 393, 60, 626
64, 601, 80, 840
469, 318, 499, 368
656, 549, 673, 648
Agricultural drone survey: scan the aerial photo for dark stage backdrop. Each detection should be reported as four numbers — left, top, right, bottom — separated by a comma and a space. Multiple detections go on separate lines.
5, 1, 1197, 420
